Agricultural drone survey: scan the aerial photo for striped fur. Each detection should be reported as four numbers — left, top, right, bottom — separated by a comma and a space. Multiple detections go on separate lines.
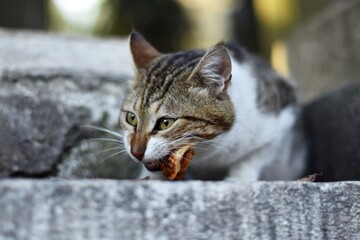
120, 32, 305, 180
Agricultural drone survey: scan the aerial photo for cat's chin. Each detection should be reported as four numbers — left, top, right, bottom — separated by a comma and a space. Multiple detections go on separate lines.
143, 145, 194, 172
143, 152, 175, 172
144, 161, 162, 171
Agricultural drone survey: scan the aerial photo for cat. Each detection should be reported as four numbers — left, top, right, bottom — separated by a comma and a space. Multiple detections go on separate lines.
119, 32, 306, 181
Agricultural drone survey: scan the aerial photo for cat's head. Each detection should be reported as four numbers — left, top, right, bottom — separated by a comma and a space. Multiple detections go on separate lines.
120, 32, 235, 171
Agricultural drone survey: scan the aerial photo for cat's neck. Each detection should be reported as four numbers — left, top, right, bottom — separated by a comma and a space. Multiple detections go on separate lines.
225, 55, 298, 154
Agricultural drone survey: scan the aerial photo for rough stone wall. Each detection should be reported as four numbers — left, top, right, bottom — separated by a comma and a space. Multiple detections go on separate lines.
0, 180, 359, 240
0, 29, 138, 178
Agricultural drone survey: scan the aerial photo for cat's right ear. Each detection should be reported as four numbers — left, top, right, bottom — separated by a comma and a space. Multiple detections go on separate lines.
190, 42, 232, 95
130, 32, 161, 69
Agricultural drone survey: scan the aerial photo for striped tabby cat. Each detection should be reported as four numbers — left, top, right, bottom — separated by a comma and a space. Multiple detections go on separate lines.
119, 32, 306, 181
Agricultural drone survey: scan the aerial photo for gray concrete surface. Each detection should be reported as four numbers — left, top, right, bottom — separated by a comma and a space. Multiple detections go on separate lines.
0, 95, 81, 176
0, 180, 359, 240
0, 28, 133, 78
0, 28, 134, 124
285, 0, 360, 102
0, 28, 137, 178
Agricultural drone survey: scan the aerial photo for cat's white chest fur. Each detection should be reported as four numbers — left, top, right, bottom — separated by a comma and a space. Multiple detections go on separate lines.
189, 59, 306, 181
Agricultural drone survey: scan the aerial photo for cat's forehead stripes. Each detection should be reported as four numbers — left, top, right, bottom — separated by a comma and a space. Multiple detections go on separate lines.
148, 100, 163, 114
146, 51, 204, 80
138, 50, 205, 108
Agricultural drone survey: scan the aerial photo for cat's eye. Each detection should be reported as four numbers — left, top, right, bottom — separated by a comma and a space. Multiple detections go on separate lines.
126, 112, 138, 127
156, 118, 175, 131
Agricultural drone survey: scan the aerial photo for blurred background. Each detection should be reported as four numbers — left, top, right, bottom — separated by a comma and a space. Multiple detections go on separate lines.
0, 0, 331, 69
0, 0, 359, 180
1, 0, 359, 102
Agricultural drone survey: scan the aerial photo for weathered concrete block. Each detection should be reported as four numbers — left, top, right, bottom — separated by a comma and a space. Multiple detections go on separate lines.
0, 180, 359, 240
0, 28, 133, 77
285, 0, 360, 101
0, 95, 82, 177
0, 29, 137, 178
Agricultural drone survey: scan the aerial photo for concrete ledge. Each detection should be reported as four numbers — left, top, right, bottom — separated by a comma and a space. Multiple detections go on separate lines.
0, 28, 136, 178
0, 28, 133, 78
0, 180, 359, 239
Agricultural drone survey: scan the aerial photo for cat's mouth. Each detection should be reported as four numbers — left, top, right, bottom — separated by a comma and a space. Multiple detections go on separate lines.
143, 142, 185, 171
143, 152, 174, 171
143, 154, 176, 171
142, 147, 183, 172
143, 160, 162, 171
143, 144, 194, 172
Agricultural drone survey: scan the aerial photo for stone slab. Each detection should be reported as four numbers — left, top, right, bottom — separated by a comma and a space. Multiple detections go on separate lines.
0, 29, 136, 178
0, 180, 359, 240
0, 28, 133, 78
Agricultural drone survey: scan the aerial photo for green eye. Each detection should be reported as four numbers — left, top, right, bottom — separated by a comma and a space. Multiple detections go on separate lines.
126, 112, 138, 127
156, 118, 175, 130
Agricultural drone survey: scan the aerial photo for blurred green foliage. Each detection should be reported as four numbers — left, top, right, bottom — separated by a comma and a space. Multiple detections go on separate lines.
97, 0, 190, 52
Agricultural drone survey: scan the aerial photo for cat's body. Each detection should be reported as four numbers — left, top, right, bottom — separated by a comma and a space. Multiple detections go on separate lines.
188, 45, 306, 181
120, 32, 306, 181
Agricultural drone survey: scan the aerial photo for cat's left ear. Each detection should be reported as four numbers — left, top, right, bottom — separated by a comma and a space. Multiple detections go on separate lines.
130, 32, 161, 69
192, 42, 232, 95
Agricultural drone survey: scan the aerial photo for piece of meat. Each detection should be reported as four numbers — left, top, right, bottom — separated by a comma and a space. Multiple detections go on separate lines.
162, 145, 195, 180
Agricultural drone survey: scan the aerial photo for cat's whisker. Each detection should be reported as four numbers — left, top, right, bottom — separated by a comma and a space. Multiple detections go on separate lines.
80, 138, 124, 145
128, 84, 139, 101
99, 149, 128, 163
74, 145, 125, 161
82, 125, 124, 139
169, 134, 225, 152
93, 146, 124, 155
124, 150, 139, 163
191, 137, 229, 152
188, 135, 221, 145
152, 151, 168, 166
121, 78, 138, 99
170, 136, 189, 145
190, 146, 209, 151
114, 150, 130, 160
202, 142, 228, 152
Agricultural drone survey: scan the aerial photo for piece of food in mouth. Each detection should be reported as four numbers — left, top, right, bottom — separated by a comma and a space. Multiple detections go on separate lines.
162, 144, 195, 180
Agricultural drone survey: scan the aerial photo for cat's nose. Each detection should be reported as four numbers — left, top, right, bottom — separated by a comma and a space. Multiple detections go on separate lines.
131, 150, 145, 161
